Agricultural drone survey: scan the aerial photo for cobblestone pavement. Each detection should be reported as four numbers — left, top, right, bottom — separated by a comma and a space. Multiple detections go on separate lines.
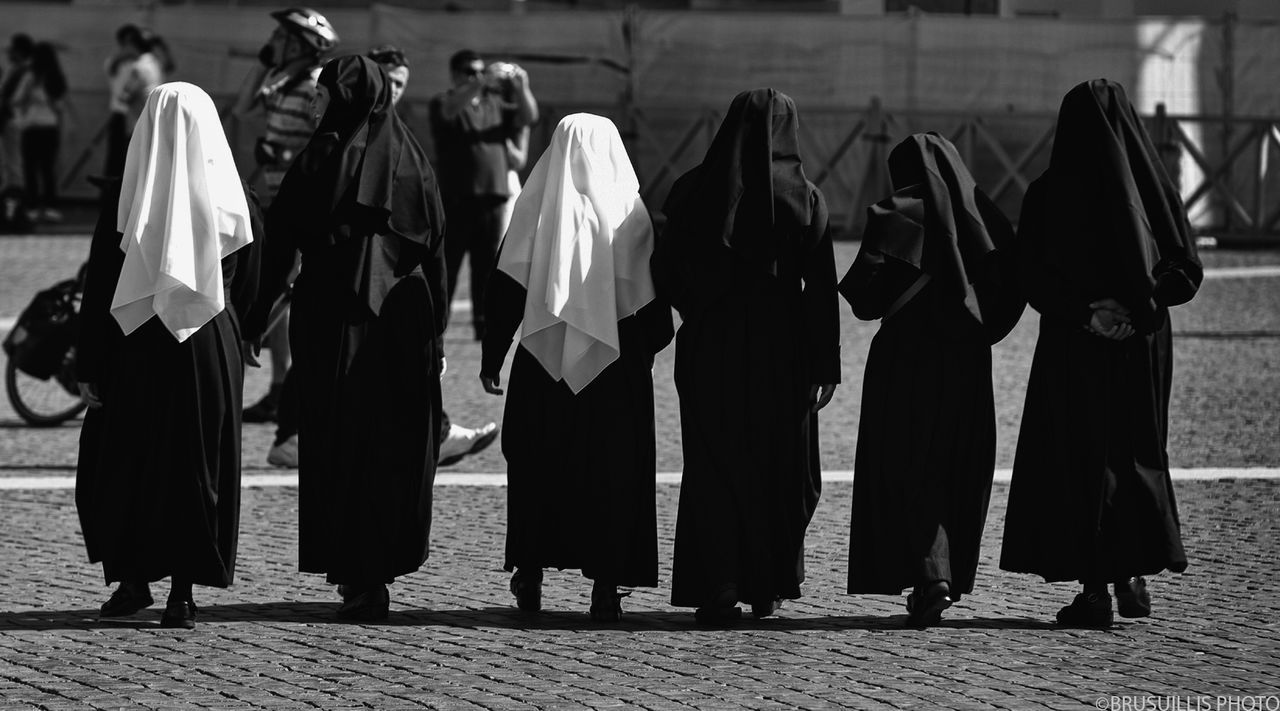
0, 478, 1278, 710
2, 236, 1280, 708
3, 237, 1280, 473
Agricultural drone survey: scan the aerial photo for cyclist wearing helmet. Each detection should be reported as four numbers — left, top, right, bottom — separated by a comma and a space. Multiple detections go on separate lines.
233, 6, 337, 201
232, 7, 337, 448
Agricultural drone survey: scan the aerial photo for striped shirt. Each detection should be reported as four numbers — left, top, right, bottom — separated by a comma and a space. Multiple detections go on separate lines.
260, 64, 323, 196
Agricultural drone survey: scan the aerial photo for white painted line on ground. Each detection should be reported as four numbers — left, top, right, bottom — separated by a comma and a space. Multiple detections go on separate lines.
0, 316, 13, 332
1203, 265, 1280, 279
2, 468, 1277, 490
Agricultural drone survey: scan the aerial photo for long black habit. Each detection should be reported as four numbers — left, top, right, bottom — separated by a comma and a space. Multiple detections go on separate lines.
482, 271, 673, 586
839, 134, 1025, 598
653, 89, 841, 609
76, 179, 264, 588
1000, 79, 1203, 584
243, 56, 448, 585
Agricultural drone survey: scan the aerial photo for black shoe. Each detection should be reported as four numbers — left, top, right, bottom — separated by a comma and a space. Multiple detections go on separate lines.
336, 584, 389, 621
1056, 592, 1114, 628
99, 583, 154, 618
905, 581, 952, 628
751, 599, 783, 619
589, 583, 629, 623
1114, 577, 1151, 618
242, 389, 280, 423
159, 599, 197, 629
510, 568, 543, 613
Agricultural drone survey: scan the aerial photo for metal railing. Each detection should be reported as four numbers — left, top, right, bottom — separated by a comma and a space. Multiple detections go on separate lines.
56, 94, 1280, 243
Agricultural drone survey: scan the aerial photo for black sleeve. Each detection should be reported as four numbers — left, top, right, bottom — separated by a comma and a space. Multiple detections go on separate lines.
425, 235, 448, 339
626, 297, 674, 359
650, 172, 699, 317
75, 183, 127, 384
479, 268, 527, 378
838, 247, 921, 322
1152, 256, 1203, 308
973, 191, 1027, 344
801, 191, 842, 385
228, 183, 266, 321
241, 193, 300, 344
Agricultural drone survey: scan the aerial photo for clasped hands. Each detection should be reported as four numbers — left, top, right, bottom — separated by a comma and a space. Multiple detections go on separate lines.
1086, 297, 1135, 341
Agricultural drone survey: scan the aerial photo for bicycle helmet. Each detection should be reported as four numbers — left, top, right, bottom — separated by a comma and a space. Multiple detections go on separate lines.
270, 7, 339, 53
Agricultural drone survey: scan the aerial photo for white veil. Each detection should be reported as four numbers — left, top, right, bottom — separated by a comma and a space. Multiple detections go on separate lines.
111, 82, 252, 342
496, 113, 656, 393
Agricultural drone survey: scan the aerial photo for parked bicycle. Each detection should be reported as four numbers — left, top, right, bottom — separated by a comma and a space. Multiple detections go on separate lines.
3, 264, 87, 426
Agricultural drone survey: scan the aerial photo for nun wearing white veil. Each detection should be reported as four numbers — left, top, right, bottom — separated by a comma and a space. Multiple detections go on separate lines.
479, 113, 673, 622
75, 82, 263, 630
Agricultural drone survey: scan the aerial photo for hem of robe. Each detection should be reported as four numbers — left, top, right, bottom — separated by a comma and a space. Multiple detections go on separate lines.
96, 561, 234, 589
998, 560, 1188, 584
847, 580, 978, 596
670, 586, 805, 609
502, 561, 658, 588
300, 557, 429, 584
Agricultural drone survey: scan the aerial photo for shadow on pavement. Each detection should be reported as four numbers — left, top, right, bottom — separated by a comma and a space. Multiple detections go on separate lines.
0, 603, 1057, 631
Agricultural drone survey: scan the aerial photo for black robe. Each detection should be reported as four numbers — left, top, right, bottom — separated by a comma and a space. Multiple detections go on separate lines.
481, 271, 674, 587
1000, 80, 1203, 584
243, 56, 448, 585
653, 89, 842, 608
840, 134, 1025, 598
75, 180, 264, 588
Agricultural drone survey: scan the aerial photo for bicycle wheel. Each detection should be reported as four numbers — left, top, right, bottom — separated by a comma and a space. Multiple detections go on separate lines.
5, 355, 87, 427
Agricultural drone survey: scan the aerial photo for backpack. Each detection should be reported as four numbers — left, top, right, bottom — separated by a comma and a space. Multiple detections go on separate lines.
2, 277, 79, 379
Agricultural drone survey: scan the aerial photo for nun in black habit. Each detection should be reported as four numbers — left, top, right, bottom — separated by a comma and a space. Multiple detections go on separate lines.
839, 133, 1025, 627
480, 113, 673, 622
243, 56, 448, 621
76, 82, 262, 629
1000, 79, 1202, 628
653, 88, 841, 623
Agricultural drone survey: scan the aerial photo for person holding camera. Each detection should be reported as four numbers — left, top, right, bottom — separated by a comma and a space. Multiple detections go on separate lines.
429, 49, 537, 341
231, 7, 337, 459
370, 45, 500, 467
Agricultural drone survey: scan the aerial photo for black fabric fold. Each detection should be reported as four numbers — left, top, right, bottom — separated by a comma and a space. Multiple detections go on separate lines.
653, 88, 821, 317
265, 55, 445, 319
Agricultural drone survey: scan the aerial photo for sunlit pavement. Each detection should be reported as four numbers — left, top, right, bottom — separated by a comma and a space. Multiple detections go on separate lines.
2, 235, 1278, 708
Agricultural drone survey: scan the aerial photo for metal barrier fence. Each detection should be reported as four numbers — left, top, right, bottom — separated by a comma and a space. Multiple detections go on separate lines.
55, 95, 1280, 244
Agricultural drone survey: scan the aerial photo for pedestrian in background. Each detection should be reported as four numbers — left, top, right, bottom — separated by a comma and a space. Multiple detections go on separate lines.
232, 7, 339, 468
75, 82, 262, 630
1000, 79, 1203, 628
369, 43, 500, 467
243, 56, 447, 621
653, 88, 840, 624
12, 42, 72, 224
103, 25, 169, 179
480, 114, 673, 622
429, 49, 538, 341
840, 133, 1025, 627
1, 34, 34, 193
